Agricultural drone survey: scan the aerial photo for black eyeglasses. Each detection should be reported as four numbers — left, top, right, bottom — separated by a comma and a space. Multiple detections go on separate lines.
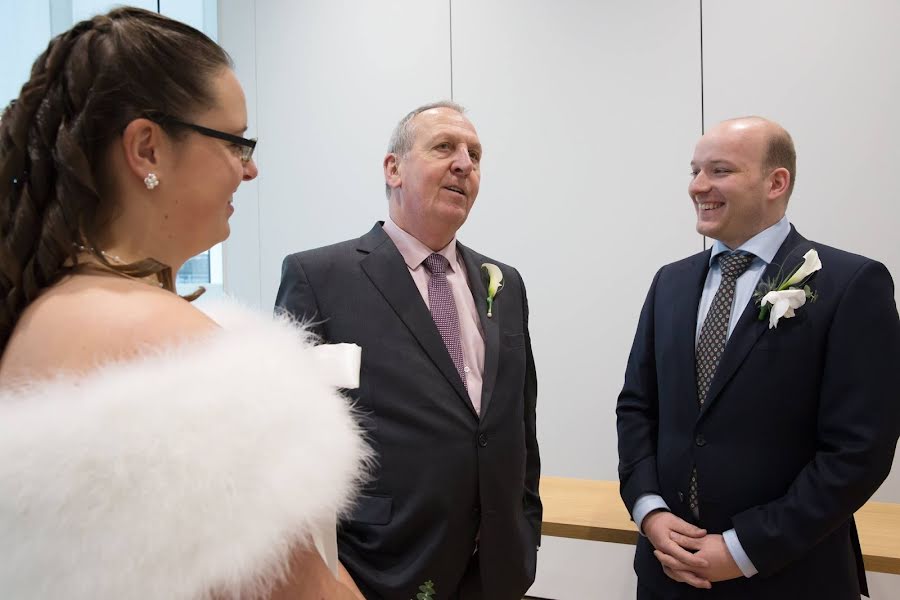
148, 113, 257, 163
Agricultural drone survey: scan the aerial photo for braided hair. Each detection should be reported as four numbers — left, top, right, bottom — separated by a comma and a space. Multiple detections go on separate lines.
0, 7, 232, 351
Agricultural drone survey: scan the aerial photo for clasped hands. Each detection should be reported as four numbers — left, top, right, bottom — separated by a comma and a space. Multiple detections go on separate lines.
643, 510, 743, 589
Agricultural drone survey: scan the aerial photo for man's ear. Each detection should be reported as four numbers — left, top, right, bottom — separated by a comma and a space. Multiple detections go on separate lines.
120, 118, 165, 183
767, 167, 791, 200
384, 153, 402, 190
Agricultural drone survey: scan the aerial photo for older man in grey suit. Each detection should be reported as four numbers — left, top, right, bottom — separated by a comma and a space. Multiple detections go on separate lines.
275, 101, 541, 600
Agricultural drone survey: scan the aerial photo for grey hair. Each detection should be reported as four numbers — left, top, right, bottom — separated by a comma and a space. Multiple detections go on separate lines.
384, 100, 466, 198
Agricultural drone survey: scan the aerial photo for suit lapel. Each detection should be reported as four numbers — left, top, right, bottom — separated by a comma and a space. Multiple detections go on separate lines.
673, 251, 713, 404
358, 223, 474, 415
458, 243, 499, 419
700, 226, 812, 416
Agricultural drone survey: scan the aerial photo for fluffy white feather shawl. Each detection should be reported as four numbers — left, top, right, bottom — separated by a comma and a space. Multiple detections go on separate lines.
0, 303, 370, 599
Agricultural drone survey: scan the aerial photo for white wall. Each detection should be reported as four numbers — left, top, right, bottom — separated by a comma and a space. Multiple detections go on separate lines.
223, 0, 451, 307
451, 1, 701, 597
219, 1, 900, 598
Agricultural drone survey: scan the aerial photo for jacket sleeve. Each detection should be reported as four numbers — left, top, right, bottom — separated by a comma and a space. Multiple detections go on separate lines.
519, 269, 542, 544
617, 268, 664, 514
275, 253, 325, 338
732, 260, 900, 577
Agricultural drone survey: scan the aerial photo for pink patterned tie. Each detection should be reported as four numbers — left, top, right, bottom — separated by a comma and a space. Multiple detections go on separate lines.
424, 253, 468, 390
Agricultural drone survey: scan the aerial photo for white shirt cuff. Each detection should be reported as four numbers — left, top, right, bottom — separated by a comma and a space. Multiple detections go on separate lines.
723, 528, 758, 577
632, 494, 670, 535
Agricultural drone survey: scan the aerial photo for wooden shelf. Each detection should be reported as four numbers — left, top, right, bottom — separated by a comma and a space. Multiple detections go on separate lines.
540, 477, 900, 575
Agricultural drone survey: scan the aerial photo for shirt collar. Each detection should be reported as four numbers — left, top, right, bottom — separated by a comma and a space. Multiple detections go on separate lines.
709, 215, 790, 266
382, 217, 459, 272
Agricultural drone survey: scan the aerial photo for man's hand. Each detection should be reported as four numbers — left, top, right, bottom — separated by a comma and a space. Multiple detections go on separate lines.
643, 510, 711, 589
664, 532, 743, 583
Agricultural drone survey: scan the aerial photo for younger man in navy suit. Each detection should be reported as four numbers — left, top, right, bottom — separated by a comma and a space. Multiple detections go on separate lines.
617, 116, 900, 599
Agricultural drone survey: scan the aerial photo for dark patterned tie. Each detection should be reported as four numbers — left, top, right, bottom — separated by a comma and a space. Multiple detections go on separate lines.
424, 253, 468, 390
689, 251, 755, 516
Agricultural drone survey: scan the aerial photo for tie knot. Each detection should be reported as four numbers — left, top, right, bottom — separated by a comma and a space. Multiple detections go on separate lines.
424, 253, 449, 275
718, 251, 754, 279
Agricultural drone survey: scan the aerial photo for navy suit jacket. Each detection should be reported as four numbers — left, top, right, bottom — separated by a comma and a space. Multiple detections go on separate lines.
617, 226, 900, 599
275, 223, 541, 600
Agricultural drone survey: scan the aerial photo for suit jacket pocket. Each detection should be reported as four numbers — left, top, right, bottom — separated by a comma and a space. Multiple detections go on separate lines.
502, 332, 526, 348
348, 493, 392, 525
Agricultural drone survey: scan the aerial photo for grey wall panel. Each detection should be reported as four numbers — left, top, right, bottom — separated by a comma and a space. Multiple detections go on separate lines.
233, 0, 451, 308
219, 0, 261, 306
702, 0, 900, 304
452, 1, 702, 597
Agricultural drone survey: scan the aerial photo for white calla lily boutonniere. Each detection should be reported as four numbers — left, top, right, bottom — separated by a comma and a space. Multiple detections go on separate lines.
754, 249, 822, 329
481, 263, 503, 318
760, 289, 808, 329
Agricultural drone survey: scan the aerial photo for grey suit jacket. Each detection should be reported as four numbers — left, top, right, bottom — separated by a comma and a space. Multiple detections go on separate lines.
275, 222, 541, 600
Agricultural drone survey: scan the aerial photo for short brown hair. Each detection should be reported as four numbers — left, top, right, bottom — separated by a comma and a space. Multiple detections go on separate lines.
763, 127, 797, 200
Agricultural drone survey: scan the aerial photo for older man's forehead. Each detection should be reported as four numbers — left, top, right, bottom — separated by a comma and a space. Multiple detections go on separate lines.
416, 112, 480, 142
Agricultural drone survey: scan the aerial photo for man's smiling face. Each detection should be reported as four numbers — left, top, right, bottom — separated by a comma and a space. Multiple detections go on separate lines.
689, 119, 781, 249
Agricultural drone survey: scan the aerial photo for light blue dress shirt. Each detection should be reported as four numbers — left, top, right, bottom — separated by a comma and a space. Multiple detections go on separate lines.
631, 216, 791, 578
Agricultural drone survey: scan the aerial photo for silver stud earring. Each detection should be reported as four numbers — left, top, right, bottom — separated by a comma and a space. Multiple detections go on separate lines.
144, 173, 159, 190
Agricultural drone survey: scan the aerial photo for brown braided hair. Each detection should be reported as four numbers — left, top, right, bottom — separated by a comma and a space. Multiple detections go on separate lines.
0, 7, 232, 351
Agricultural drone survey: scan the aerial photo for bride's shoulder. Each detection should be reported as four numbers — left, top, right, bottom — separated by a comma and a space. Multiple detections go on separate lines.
2, 274, 218, 380
46, 273, 215, 339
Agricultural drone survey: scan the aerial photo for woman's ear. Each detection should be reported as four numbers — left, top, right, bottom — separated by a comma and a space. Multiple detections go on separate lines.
120, 118, 166, 186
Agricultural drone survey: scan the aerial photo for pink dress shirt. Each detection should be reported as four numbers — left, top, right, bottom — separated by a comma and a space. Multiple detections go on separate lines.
382, 218, 486, 415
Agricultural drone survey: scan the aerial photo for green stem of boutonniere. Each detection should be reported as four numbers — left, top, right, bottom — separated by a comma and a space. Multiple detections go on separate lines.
775, 264, 804, 292
410, 580, 435, 600
487, 296, 494, 318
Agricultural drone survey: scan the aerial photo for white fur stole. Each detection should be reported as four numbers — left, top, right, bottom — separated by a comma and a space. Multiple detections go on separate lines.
0, 303, 370, 599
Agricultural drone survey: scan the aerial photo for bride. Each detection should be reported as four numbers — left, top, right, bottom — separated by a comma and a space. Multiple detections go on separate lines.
0, 7, 368, 599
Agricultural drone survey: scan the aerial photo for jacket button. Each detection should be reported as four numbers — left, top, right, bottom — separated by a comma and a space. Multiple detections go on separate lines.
695, 434, 706, 447
678, 491, 685, 502
478, 433, 488, 447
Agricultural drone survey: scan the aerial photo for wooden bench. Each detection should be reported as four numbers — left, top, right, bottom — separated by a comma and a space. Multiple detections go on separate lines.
540, 477, 900, 574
